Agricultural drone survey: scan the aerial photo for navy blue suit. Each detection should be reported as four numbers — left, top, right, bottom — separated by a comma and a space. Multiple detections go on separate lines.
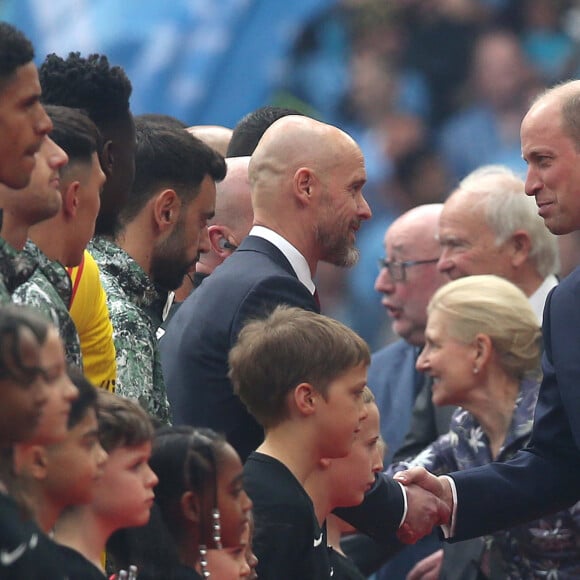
368, 340, 420, 464
450, 268, 580, 539
160, 235, 318, 460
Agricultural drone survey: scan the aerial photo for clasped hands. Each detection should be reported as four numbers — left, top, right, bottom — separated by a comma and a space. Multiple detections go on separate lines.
393, 467, 453, 544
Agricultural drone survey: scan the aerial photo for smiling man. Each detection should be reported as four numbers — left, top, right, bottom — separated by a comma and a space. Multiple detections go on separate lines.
438, 165, 559, 323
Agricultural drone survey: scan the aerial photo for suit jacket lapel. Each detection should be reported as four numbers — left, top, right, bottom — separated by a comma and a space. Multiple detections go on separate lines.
238, 235, 298, 278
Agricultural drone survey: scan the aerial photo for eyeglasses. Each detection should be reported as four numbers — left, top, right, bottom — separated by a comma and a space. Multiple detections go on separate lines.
377, 258, 439, 282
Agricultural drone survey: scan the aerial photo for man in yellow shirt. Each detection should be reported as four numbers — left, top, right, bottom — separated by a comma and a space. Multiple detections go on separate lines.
68, 252, 116, 391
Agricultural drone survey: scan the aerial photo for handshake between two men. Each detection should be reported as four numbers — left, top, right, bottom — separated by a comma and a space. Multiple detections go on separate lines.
394, 467, 453, 544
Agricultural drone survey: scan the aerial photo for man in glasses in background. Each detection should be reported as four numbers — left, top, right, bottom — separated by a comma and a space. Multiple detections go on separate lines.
372, 203, 449, 466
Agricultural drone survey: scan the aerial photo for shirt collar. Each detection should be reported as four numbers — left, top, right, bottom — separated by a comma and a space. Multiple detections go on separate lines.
249, 225, 315, 294
529, 274, 558, 324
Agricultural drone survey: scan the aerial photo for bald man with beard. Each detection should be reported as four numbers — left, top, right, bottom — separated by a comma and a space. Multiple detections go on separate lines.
161, 115, 372, 458
161, 117, 450, 556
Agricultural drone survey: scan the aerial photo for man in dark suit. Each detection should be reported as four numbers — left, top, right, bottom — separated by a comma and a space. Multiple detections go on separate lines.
160, 114, 372, 460
396, 79, 580, 544
161, 115, 451, 542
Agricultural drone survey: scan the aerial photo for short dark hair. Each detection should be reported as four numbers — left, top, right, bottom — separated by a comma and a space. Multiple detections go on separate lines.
39, 52, 132, 129
229, 305, 370, 429
227, 106, 304, 157
67, 368, 98, 430
120, 117, 226, 224
135, 113, 187, 130
0, 23, 34, 89
96, 390, 154, 453
45, 105, 101, 166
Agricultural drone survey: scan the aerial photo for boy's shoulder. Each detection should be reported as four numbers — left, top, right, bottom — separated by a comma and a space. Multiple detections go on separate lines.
243, 452, 330, 579
244, 451, 318, 531
244, 452, 311, 512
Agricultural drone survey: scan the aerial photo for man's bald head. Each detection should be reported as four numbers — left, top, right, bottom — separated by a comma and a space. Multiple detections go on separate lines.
249, 115, 361, 211
390, 204, 443, 243
196, 156, 252, 275
214, 156, 252, 242
187, 125, 233, 157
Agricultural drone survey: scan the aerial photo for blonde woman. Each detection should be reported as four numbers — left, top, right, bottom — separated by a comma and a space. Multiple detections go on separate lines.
390, 275, 580, 579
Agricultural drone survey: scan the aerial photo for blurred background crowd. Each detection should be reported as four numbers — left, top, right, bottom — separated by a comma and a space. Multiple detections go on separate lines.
7, 0, 580, 349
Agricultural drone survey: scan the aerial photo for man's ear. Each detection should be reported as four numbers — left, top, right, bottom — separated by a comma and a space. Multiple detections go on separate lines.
293, 168, 316, 207
153, 189, 180, 231
100, 140, 115, 176
209, 225, 236, 258
509, 230, 532, 268
61, 180, 81, 219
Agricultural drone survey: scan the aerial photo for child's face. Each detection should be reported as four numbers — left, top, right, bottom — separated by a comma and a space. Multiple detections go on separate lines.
205, 547, 251, 579
0, 327, 48, 445
44, 407, 108, 508
316, 363, 369, 458
329, 402, 383, 508
241, 519, 258, 580
216, 442, 253, 547
92, 441, 158, 531
29, 328, 78, 445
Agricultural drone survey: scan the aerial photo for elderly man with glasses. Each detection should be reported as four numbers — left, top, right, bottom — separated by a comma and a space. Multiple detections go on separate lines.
372, 203, 450, 466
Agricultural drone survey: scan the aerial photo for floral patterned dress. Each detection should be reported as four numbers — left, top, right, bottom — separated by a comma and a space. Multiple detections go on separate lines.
388, 377, 580, 579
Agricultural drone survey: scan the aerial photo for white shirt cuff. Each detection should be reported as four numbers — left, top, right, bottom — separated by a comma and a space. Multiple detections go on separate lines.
439, 475, 457, 538
396, 481, 408, 528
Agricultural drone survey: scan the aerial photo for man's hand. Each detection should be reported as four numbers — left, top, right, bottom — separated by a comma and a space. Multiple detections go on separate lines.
394, 467, 453, 543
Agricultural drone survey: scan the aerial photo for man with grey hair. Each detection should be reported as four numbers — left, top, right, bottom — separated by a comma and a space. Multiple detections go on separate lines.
401, 165, 559, 465
438, 164, 559, 322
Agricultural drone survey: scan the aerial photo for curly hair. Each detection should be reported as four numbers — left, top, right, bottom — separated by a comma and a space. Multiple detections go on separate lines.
39, 52, 132, 128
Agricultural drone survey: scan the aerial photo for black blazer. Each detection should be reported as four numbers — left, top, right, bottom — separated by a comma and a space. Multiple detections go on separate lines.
160, 235, 318, 460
